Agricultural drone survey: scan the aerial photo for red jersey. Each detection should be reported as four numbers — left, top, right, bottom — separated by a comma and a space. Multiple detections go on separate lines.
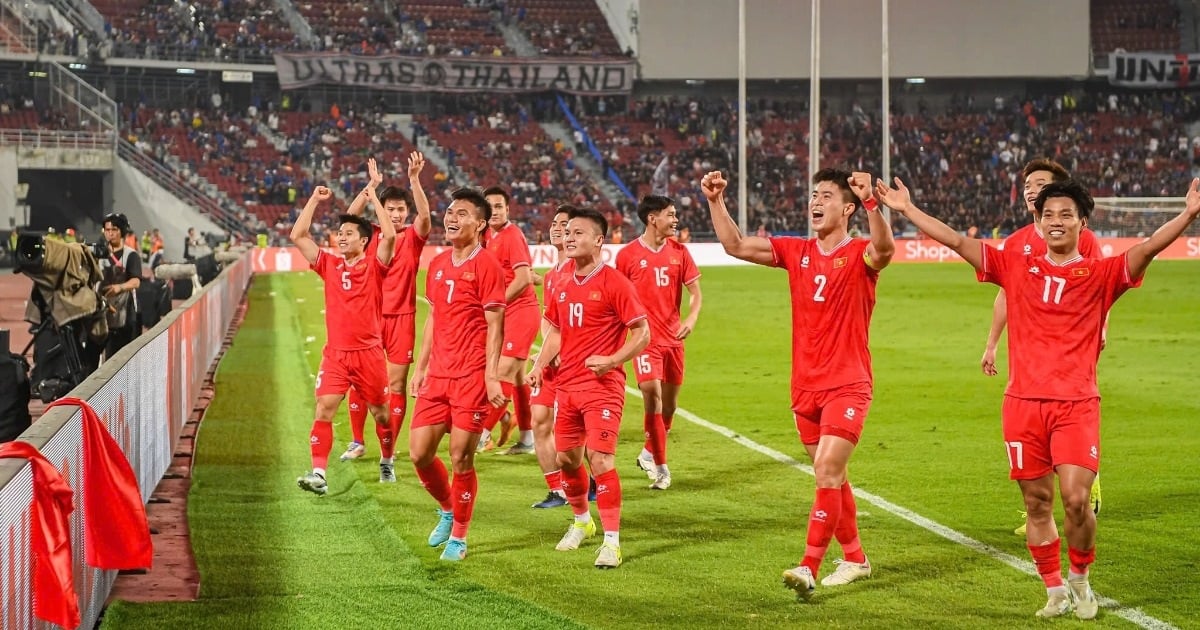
615, 237, 701, 349
1003, 223, 1101, 258
542, 257, 571, 308
486, 222, 538, 311
367, 226, 427, 315
424, 245, 507, 378
543, 263, 647, 392
978, 244, 1140, 401
312, 249, 389, 351
769, 236, 879, 391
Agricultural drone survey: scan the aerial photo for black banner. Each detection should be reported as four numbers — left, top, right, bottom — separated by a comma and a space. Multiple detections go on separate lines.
1109, 52, 1199, 88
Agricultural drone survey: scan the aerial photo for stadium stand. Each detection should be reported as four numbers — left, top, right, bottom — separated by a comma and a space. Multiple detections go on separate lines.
505, 0, 625, 56
1091, 0, 1181, 53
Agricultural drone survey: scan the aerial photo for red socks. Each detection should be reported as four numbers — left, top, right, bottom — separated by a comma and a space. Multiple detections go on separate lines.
801, 487, 843, 576
309, 420, 333, 470
1068, 546, 1095, 576
388, 392, 407, 435
483, 381, 516, 431
374, 417, 395, 459
594, 469, 622, 533
514, 384, 532, 432
834, 481, 866, 563
561, 465, 590, 516
347, 388, 367, 444
544, 469, 563, 492
450, 469, 478, 539
414, 458, 452, 512
1029, 539, 1065, 588
643, 412, 667, 465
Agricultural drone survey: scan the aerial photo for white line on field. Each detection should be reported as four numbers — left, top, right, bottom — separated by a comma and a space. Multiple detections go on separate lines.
628, 385, 1177, 630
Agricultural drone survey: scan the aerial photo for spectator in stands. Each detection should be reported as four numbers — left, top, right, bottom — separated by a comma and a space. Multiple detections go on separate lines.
184, 227, 200, 261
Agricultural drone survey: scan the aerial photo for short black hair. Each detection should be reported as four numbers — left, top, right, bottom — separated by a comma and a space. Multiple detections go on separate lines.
637, 195, 674, 224
1022, 158, 1070, 182
377, 185, 414, 209
451, 187, 492, 223
812, 167, 858, 208
567, 206, 608, 237
554, 203, 577, 217
103, 213, 131, 236
338, 214, 374, 244
1034, 179, 1094, 220
481, 186, 511, 206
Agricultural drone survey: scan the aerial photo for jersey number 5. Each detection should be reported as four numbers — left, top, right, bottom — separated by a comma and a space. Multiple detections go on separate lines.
813, 274, 828, 302
341, 271, 351, 290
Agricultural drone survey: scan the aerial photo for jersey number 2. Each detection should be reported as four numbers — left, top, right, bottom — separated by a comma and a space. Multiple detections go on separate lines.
813, 274, 827, 302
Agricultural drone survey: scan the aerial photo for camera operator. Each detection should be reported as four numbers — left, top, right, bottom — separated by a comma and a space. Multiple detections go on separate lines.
99, 213, 142, 359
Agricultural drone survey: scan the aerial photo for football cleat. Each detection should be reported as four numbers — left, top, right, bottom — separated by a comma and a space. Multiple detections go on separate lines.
440, 539, 467, 561
532, 491, 568, 509
502, 441, 535, 455
649, 472, 672, 490
297, 471, 327, 496
1068, 576, 1099, 620
594, 542, 622, 569
555, 518, 596, 551
1035, 590, 1072, 618
428, 509, 454, 547
379, 462, 396, 483
782, 565, 816, 601
339, 442, 365, 462
820, 559, 871, 586
635, 451, 657, 480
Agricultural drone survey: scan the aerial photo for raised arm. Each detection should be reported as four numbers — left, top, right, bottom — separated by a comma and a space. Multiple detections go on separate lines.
849, 171, 895, 271
677, 279, 702, 339
407, 152, 432, 240
701, 171, 774, 266
346, 158, 384, 217
367, 184, 396, 266
1125, 177, 1200, 280
290, 186, 333, 265
875, 177, 985, 272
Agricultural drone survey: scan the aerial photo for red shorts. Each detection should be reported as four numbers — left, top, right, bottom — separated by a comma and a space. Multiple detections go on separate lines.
502, 303, 539, 360
530, 366, 558, 408
1001, 396, 1101, 480
633, 344, 685, 385
382, 312, 416, 365
411, 374, 489, 433
316, 347, 388, 406
791, 382, 872, 446
554, 387, 625, 454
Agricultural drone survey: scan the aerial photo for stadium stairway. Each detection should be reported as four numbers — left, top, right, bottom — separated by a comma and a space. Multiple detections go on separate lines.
494, 16, 541, 57
539, 120, 629, 208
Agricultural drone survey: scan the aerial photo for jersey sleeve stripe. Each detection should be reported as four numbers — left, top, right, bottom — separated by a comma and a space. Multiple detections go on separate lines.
483, 301, 507, 310
511, 261, 531, 269
624, 314, 648, 326
684, 273, 702, 285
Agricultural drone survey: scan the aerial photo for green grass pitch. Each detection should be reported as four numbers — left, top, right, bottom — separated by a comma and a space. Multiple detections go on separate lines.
100, 262, 1200, 629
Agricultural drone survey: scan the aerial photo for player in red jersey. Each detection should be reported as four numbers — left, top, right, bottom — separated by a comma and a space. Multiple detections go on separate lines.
475, 186, 539, 454
703, 168, 895, 598
615, 195, 702, 491
292, 185, 396, 496
876, 175, 1200, 620
528, 206, 649, 569
339, 155, 432, 479
528, 206, 574, 509
984, 159, 1104, 533
407, 187, 507, 561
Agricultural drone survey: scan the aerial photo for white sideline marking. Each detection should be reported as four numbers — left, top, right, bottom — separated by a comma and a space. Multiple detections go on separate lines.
630, 385, 1177, 630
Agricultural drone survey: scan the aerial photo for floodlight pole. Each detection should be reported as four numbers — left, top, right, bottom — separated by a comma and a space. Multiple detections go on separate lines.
808, 0, 821, 238
881, 0, 891, 223
738, 0, 748, 235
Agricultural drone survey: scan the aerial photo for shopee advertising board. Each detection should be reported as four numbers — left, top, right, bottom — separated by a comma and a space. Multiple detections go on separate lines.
249, 237, 1200, 273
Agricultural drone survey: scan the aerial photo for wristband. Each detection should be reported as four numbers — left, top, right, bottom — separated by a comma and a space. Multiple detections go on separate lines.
862, 197, 878, 212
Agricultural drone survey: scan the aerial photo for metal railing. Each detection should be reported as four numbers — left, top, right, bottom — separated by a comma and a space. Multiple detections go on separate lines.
117, 139, 252, 239
0, 128, 115, 151
48, 61, 117, 135
47, 0, 105, 39
0, 0, 38, 52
